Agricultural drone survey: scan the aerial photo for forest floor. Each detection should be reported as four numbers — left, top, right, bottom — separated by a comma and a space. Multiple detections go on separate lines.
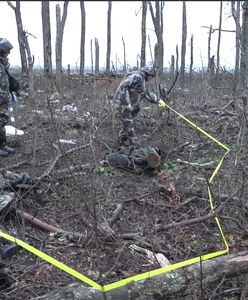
0, 71, 247, 299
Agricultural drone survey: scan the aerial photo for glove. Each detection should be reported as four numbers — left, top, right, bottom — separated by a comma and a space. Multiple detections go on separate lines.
11, 93, 18, 107
159, 99, 166, 109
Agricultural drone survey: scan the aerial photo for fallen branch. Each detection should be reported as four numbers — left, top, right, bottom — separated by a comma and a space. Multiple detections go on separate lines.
156, 210, 218, 232
37, 143, 90, 181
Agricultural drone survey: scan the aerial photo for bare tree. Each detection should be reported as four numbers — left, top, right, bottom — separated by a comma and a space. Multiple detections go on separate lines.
148, 1, 164, 76
231, 1, 241, 94
189, 34, 193, 79
90, 39, 93, 73
41, 1, 53, 75
179, 0, 187, 87
140, 1, 147, 68
240, 1, 248, 91
7, 1, 28, 74
122, 36, 126, 72
55, 1, 69, 75
216, 1, 223, 80
207, 25, 213, 72
176, 44, 179, 73
106, 1, 112, 72
79, 1, 86, 75
95, 38, 99, 74
170, 55, 175, 76
22, 32, 35, 98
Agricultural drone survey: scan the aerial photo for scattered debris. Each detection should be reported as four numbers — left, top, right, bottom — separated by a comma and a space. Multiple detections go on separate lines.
5, 125, 24, 136
129, 244, 171, 267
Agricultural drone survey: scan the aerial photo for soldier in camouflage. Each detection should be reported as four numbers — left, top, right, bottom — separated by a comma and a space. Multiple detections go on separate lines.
0, 38, 15, 156
113, 63, 166, 146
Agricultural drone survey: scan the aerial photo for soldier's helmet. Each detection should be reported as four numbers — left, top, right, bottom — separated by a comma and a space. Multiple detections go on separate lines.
141, 63, 156, 77
0, 38, 13, 54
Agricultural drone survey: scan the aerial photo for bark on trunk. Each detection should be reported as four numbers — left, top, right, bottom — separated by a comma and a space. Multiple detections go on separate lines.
170, 55, 175, 77
41, 1, 53, 75
176, 44, 179, 73
140, 1, 147, 68
33, 251, 248, 300
106, 1, 112, 72
231, 1, 241, 94
215, 1, 223, 81
90, 39, 94, 73
240, 1, 248, 90
79, 1, 86, 75
55, 1, 69, 75
7, 1, 28, 74
207, 25, 213, 73
148, 1, 164, 77
95, 38, 99, 74
122, 36, 126, 72
189, 34, 193, 79
180, 0, 187, 88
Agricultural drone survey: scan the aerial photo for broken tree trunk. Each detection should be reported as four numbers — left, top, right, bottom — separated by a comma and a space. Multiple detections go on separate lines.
33, 250, 248, 300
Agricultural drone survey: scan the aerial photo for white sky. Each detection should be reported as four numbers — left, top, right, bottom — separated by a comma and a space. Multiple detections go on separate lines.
0, 1, 236, 71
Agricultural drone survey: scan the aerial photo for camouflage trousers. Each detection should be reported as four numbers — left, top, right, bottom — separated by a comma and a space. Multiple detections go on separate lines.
0, 105, 9, 147
112, 108, 139, 146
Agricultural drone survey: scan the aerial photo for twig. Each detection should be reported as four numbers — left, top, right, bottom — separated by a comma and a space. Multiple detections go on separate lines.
0, 160, 29, 172
219, 215, 248, 233
37, 143, 90, 181
156, 210, 219, 232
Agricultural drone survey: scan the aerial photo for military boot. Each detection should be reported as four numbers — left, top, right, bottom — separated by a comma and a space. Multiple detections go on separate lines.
0, 145, 15, 154
0, 148, 9, 156
0, 130, 14, 156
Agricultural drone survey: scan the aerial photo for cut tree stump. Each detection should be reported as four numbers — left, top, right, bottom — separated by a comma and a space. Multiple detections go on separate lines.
32, 250, 248, 300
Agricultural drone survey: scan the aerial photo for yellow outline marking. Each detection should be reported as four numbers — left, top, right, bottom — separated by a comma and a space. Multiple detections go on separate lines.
0, 101, 230, 293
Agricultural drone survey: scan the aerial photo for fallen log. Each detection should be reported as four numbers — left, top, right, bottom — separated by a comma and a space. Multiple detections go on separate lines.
33, 250, 248, 300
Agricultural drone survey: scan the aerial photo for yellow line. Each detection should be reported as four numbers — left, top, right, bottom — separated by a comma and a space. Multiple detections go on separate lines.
0, 102, 230, 293
0, 231, 103, 291
103, 249, 228, 291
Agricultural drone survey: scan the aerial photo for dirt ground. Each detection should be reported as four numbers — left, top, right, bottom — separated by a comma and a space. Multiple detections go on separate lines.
0, 71, 247, 299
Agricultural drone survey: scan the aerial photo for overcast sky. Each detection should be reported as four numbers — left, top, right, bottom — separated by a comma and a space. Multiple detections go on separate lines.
0, 1, 236, 71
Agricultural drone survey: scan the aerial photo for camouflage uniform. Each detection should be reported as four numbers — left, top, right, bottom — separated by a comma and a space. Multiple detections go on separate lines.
0, 57, 10, 148
113, 66, 159, 145
0, 37, 15, 156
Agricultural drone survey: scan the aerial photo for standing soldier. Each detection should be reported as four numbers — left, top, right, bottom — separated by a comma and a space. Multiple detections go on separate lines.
0, 38, 19, 156
113, 63, 166, 146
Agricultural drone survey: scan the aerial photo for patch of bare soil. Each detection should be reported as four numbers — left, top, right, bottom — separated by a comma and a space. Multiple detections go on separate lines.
0, 73, 247, 299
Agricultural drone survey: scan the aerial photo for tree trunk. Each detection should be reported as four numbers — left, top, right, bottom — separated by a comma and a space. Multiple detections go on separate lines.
170, 55, 175, 77
240, 1, 248, 91
176, 44, 179, 73
106, 1, 112, 72
189, 34, 193, 79
140, 1, 147, 68
7, 1, 28, 74
207, 25, 213, 73
79, 1, 86, 75
90, 39, 93, 73
23, 32, 34, 99
122, 36, 126, 72
55, 1, 69, 75
180, 0, 187, 88
33, 251, 248, 300
216, 1, 223, 80
95, 38, 99, 74
231, 1, 241, 94
41, 1, 53, 76
148, 1, 164, 77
